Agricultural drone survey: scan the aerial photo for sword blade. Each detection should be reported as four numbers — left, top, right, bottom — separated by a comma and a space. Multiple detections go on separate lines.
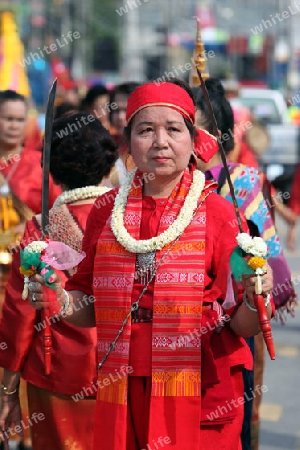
41, 78, 57, 239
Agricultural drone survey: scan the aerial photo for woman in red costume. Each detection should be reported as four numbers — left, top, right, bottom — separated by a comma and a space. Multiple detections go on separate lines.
0, 89, 61, 450
0, 112, 117, 450
28, 80, 273, 450
0, 90, 60, 218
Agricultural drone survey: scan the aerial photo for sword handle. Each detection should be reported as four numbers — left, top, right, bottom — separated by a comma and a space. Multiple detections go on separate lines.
41, 308, 52, 375
41, 285, 59, 375
254, 293, 276, 360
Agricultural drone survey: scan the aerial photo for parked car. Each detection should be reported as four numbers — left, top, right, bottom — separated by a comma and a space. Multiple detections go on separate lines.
230, 88, 299, 199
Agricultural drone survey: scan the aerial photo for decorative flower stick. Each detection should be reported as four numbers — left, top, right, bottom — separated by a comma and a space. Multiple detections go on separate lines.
20, 240, 57, 375
231, 233, 275, 360
247, 250, 275, 361
20, 239, 85, 374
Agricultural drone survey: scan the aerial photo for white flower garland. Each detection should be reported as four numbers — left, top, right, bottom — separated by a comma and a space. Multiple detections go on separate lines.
25, 241, 48, 253
236, 233, 267, 257
53, 186, 111, 208
111, 169, 205, 253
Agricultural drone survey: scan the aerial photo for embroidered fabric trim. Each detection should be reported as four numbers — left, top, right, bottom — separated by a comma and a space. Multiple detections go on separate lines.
97, 190, 213, 371
49, 205, 84, 255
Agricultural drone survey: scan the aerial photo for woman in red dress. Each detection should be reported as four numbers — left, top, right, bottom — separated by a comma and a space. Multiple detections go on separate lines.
27, 80, 273, 450
0, 112, 117, 449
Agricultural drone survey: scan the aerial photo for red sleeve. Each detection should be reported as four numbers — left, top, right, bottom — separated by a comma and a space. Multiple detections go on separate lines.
207, 202, 276, 318
1, 147, 61, 213
65, 190, 117, 294
0, 220, 42, 371
204, 192, 248, 303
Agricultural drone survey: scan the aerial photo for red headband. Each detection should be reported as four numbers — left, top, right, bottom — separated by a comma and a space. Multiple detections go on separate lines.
126, 82, 219, 162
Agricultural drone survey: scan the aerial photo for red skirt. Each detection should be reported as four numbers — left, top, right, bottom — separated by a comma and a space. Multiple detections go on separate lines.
125, 371, 243, 450
27, 383, 96, 450
0, 267, 31, 442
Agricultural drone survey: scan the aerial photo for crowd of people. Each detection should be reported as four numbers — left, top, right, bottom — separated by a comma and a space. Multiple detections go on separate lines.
0, 75, 298, 450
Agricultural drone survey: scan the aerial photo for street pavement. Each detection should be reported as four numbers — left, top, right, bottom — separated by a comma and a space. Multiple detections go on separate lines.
260, 215, 300, 450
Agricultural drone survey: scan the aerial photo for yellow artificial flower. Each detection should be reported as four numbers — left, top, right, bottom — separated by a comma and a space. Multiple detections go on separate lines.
19, 267, 35, 276
247, 256, 266, 271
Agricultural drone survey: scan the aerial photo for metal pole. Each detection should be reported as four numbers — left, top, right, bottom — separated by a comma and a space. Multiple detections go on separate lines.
120, 0, 144, 81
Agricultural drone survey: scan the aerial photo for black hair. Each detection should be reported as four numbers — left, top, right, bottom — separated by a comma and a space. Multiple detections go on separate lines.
50, 112, 117, 189
109, 82, 141, 106
123, 78, 196, 141
0, 90, 26, 108
193, 78, 234, 154
109, 82, 141, 124
54, 102, 78, 120
82, 85, 109, 109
